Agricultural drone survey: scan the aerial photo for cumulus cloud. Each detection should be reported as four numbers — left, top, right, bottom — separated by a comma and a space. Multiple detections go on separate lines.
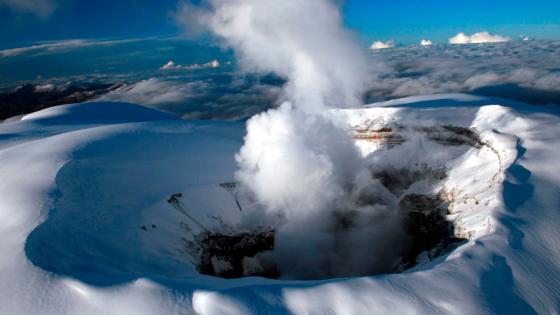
449, 31, 510, 44
0, 0, 56, 18
160, 59, 221, 71
160, 61, 177, 70
420, 39, 433, 46
370, 40, 395, 50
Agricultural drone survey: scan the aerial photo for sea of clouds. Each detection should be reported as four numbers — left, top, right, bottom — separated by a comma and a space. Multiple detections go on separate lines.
93, 39, 560, 120
5, 37, 559, 121
366, 39, 560, 106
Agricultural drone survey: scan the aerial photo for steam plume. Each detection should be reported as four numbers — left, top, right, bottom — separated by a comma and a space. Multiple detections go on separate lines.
177, 0, 370, 112
177, 0, 405, 278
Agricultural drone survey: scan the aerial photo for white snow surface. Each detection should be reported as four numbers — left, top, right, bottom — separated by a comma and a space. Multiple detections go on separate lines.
0, 95, 558, 314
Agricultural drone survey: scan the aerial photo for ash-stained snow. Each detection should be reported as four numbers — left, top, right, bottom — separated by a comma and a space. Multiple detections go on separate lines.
0, 94, 558, 314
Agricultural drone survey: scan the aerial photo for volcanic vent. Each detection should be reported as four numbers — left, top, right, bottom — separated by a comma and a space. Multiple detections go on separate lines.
170, 116, 505, 280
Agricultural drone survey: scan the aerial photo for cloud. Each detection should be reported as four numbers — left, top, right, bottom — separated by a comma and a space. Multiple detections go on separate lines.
173, 2, 210, 39
97, 78, 199, 107
449, 31, 510, 44
364, 39, 560, 106
176, 0, 545, 280
21, 38, 558, 122
463, 72, 501, 90
160, 59, 221, 71
370, 40, 395, 50
160, 61, 177, 70
34, 83, 55, 93
0, 0, 56, 18
0, 40, 89, 58
235, 104, 406, 278
96, 74, 282, 121
420, 39, 433, 46
181, 0, 371, 112
0, 37, 155, 58
174, 0, 412, 279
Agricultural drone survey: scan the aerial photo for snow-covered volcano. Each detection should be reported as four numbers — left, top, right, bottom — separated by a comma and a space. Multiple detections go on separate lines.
0, 94, 558, 314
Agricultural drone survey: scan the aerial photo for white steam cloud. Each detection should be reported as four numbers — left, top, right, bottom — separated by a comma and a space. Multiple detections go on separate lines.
236, 104, 363, 218
178, 0, 370, 113
176, 0, 407, 278
449, 31, 510, 44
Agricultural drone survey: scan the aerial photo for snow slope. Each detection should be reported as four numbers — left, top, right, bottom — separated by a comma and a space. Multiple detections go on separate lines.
0, 95, 558, 314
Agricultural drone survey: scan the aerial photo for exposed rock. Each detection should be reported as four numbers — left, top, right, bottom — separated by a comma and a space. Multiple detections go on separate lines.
398, 193, 465, 269
353, 124, 483, 148
196, 229, 278, 279
0, 82, 122, 121
374, 165, 446, 195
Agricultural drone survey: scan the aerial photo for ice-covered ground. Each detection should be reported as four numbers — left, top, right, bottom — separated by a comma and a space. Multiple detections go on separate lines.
0, 94, 558, 314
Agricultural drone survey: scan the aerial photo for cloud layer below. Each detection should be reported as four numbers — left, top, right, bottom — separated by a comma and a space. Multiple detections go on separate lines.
366, 40, 560, 106
4, 39, 560, 122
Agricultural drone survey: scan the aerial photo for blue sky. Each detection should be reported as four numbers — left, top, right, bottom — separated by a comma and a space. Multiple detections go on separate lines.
0, 0, 178, 48
345, 0, 560, 44
0, 0, 559, 47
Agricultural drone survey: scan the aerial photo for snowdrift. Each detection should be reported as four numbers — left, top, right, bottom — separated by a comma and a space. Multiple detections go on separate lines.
0, 95, 558, 314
